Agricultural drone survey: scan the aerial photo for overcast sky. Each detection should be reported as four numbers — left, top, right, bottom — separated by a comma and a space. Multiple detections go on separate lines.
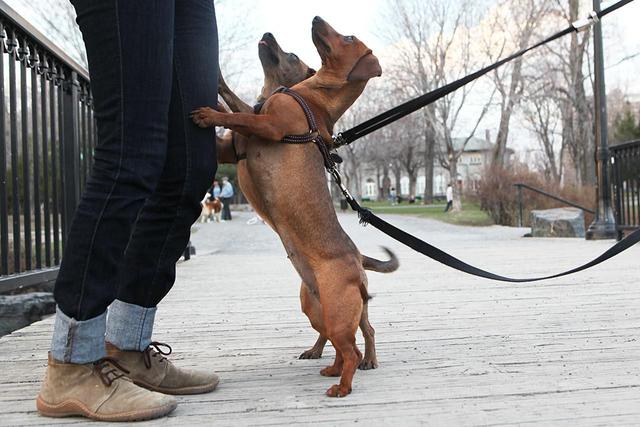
216, 0, 640, 97
5, 0, 640, 155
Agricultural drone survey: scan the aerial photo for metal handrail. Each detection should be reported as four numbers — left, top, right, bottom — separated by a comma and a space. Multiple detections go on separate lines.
611, 139, 640, 240
0, 0, 88, 80
513, 183, 595, 228
0, 2, 95, 293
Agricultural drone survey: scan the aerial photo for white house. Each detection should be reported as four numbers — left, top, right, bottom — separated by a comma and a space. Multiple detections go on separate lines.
360, 136, 513, 200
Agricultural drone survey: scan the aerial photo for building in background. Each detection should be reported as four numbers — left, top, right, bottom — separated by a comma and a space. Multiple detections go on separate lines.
360, 136, 514, 201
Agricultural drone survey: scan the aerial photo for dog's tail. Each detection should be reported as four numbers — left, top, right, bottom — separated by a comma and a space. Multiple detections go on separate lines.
362, 247, 399, 273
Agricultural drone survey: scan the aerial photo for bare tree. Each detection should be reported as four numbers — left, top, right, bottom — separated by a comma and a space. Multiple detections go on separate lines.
482, 0, 551, 167
540, 0, 594, 186
381, 0, 440, 204
337, 92, 384, 201
215, 0, 257, 92
381, 0, 498, 211
11, 0, 87, 67
521, 80, 564, 183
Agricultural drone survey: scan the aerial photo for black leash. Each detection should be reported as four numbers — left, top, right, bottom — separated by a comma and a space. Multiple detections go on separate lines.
275, 86, 640, 283
343, 177, 640, 283
333, 0, 636, 147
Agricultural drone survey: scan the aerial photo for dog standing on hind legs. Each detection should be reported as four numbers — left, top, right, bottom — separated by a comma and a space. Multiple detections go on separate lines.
195, 17, 383, 397
216, 31, 397, 370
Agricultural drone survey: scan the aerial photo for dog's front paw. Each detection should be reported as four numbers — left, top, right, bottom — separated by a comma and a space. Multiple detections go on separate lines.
326, 384, 351, 398
190, 106, 220, 128
320, 365, 341, 377
358, 357, 378, 370
299, 348, 323, 359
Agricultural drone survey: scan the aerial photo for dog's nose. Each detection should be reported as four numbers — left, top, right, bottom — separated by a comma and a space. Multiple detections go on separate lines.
262, 32, 275, 41
312, 16, 324, 25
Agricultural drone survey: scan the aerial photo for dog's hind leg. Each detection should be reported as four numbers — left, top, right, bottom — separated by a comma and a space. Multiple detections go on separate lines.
320, 276, 363, 397
300, 335, 327, 359
358, 302, 378, 370
299, 282, 327, 359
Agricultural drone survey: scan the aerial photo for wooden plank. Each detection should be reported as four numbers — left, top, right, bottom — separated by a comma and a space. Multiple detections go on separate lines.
0, 212, 639, 426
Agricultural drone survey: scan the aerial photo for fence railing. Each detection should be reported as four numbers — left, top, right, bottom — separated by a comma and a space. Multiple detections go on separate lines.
513, 183, 595, 228
0, 1, 95, 293
611, 140, 640, 240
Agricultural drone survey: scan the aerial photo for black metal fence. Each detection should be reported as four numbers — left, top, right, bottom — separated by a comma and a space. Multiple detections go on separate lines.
611, 140, 640, 240
0, 2, 95, 292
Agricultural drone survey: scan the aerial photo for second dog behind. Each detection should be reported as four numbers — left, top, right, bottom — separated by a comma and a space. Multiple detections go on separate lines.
200, 197, 223, 223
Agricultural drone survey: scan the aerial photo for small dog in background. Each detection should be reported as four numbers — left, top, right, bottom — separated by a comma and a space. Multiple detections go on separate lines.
200, 196, 223, 223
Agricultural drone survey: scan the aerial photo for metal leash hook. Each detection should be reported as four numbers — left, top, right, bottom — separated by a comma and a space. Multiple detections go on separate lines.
332, 133, 346, 148
572, 10, 600, 32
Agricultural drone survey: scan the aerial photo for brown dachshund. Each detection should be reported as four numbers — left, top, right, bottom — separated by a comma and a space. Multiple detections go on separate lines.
194, 17, 383, 397
215, 32, 316, 163
216, 31, 397, 369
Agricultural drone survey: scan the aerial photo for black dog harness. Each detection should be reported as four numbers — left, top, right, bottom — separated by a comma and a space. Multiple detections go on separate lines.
269, 86, 341, 168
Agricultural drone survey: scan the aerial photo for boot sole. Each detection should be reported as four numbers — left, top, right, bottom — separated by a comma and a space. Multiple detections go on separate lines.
134, 377, 219, 395
36, 395, 177, 422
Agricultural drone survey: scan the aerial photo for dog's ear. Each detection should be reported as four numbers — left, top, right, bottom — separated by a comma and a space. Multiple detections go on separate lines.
347, 53, 382, 81
306, 67, 317, 79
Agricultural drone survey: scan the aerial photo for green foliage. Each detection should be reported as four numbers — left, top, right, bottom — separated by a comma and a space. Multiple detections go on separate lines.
215, 164, 237, 185
361, 200, 494, 227
613, 107, 640, 143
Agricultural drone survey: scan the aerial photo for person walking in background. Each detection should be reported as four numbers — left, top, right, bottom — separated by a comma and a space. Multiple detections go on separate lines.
389, 187, 397, 206
444, 183, 454, 212
37, 1, 220, 422
208, 179, 221, 200
220, 176, 234, 221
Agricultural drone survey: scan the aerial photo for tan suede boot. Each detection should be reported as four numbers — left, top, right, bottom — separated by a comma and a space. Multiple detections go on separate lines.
106, 342, 219, 395
36, 353, 177, 421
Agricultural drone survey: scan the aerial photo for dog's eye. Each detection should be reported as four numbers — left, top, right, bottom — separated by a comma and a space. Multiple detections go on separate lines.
344, 35, 354, 43
288, 53, 299, 61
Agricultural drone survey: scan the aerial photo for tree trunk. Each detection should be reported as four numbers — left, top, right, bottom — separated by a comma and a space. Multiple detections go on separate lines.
492, 55, 526, 167
408, 173, 417, 200
382, 163, 391, 201
568, 0, 595, 185
422, 122, 435, 204
375, 164, 382, 201
393, 163, 402, 199
449, 159, 462, 212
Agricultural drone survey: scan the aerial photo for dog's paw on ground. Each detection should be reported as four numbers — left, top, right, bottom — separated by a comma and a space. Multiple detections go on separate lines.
299, 349, 323, 359
358, 358, 378, 370
326, 384, 351, 398
320, 365, 341, 377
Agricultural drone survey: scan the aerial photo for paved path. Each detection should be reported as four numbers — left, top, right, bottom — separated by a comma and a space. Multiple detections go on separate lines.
1, 211, 639, 426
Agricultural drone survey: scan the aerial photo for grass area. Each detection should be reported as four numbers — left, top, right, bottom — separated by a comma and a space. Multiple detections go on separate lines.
360, 200, 494, 227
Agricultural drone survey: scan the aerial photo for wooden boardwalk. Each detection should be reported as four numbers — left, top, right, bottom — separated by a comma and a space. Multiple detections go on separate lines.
1, 212, 639, 426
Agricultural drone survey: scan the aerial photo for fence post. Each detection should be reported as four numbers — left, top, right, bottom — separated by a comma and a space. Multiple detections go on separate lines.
586, 0, 617, 240
517, 184, 523, 228
62, 70, 81, 239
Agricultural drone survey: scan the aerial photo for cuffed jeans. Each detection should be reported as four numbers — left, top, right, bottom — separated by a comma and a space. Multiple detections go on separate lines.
51, 0, 218, 364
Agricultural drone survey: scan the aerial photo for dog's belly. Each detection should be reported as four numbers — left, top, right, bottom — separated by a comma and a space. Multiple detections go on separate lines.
240, 138, 361, 288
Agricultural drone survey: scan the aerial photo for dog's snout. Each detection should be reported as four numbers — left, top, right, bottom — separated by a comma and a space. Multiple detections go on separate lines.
312, 16, 324, 25
262, 32, 275, 41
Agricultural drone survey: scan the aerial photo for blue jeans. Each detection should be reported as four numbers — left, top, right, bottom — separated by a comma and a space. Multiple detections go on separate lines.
51, 0, 218, 363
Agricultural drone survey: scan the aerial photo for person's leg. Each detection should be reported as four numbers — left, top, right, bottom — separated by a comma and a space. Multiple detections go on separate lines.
52, 0, 175, 365
104, 0, 219, 395
222, 197, 232, 220
108, 0, 218, 345
38, 0, 179, 420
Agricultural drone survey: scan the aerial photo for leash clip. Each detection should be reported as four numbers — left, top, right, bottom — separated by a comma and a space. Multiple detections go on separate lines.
573, 10, 600, 32
332, 133, 346, 148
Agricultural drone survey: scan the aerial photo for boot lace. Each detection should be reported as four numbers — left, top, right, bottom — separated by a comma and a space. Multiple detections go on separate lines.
93, 357, 130, 387
142, 341, 172, 369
